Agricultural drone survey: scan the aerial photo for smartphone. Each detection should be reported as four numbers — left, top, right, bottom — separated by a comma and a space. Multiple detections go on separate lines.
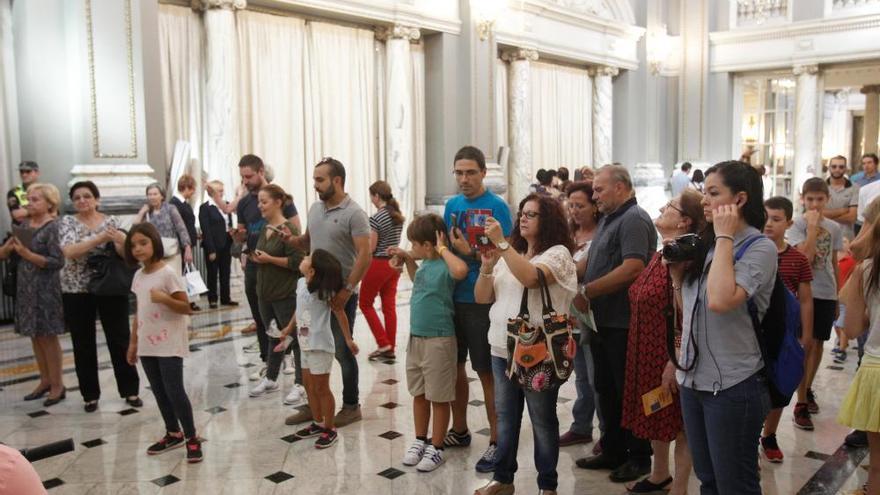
450, 213, 457, 230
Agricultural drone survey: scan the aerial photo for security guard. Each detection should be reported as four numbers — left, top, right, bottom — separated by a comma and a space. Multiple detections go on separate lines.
7, 161, 41, 225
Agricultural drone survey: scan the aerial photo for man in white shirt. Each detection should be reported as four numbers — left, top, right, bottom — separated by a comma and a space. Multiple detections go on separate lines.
670, 162, 692, 197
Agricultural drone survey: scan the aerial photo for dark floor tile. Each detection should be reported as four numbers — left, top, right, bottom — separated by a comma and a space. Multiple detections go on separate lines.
380, 402, 399, 409
378, 431, 403, 440
265, 471, 295, 483
118, 408, 139, 416
67, 386, 79, 392
468, 400, 485, 407
27, 410, 49, 418
151, 475, 180, 487
557, 397, 572, 404
43, 478, 64, 489
475, 428, 491, 436
467, 377, 478, 383
280, 434, 302, 443
805, 450, 831, 461
378, 467, 405, 480
224, 382, 242, 388
382, 359, 397, 365
205, 406, 227, 414
81, 438, 107, 448
827, 365, 845, 371
798, 443, 869, 494
381, 378, 399, 385
240, 363, 256, 368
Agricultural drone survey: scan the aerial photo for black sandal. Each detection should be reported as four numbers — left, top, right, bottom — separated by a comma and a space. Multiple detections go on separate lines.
627, 477, 673, 494
23, 386, 50, 401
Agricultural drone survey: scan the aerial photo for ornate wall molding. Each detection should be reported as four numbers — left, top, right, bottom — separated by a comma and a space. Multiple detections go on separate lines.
735, 0, 788, 25
793, 64, 819, 75
375, 24, 420, 42
588, 65, 619, 77
500, 47, 539, 62
85, 0, 138, 159
712, 13, 880, 44
190, 0, 246, 11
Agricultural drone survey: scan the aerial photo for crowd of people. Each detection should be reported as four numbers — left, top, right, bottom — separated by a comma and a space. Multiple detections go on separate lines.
4, 148, 880, 494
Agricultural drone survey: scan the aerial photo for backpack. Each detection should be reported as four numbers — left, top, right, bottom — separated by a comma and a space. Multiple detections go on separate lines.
735, 235, 805, 398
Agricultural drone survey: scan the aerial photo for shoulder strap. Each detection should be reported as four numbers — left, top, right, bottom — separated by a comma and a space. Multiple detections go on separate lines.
736, 234, 772, 367
734, 234, 765, 262
537, 268, 555, 314
518, 280, 530, 319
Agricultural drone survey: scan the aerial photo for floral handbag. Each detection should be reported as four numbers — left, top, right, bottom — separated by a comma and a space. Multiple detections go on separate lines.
505, 269, 577, 392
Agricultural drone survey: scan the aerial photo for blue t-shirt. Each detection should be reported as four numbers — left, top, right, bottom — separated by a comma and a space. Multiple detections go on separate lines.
443, 190, 513, 303
854, 172, 880, 188
410, 259, 456, 337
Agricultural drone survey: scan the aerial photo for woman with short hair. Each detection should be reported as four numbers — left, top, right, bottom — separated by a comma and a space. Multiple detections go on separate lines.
134, 182, 193, 273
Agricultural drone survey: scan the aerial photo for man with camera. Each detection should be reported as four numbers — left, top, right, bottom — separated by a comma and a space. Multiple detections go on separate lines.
575, 165, 657, 482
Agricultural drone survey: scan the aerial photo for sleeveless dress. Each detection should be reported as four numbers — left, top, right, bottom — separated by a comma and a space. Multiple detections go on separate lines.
620, 252, 683, 441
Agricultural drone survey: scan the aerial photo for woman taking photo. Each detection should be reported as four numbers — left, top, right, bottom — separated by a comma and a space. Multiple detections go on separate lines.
360, 180, 404, 360
560, 181, 602, 447
134, 183, 192, 272
473, 194, 577, 495
620, 190, 703, 494
668, 161, 775, 494
0, 184, 66, 406
59, 181, 141, 412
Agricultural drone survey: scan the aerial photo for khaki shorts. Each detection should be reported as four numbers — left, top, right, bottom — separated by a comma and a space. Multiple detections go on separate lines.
406, 335, 457, 403
302, 350, 334, 375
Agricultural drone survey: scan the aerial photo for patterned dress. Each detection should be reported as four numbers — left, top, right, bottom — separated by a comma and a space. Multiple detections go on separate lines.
620, 252, 683, 442
15, 219, 65, 337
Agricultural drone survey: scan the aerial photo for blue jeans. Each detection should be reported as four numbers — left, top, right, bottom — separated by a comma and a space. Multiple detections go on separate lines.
570, 339, 602, 435
680, 372, 770, 495
332, 294, 359, 406
491, 356, 559, 490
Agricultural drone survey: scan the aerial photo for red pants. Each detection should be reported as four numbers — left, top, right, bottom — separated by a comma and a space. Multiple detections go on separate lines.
359, 257, 401, 350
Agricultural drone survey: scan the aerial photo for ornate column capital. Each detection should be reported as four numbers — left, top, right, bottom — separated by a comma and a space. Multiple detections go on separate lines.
792, 64, 819, 76
861, 85, 880, 95
500, 47, 539, 63
375, 24, 421, 42
588, 65, 619, 77
190, 0, 246, 11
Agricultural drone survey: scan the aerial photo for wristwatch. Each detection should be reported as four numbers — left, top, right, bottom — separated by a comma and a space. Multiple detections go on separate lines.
497, 240, 510, 251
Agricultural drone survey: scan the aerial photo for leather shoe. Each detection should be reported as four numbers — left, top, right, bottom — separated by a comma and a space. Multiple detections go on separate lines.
23, 386, 50, 401
209, 302, 218, 309
84, 401, 98, 413
474, 480, 514, 495
221, 301, 239, 307
575, 454, 624, 470
43, 389, 66, 407
609, 459, 651, 483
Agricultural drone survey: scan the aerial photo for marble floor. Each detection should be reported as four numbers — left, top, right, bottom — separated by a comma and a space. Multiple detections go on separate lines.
0, 282, 870, 494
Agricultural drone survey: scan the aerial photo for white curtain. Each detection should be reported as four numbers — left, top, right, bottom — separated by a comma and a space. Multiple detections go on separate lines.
530, 61, 592, 175
303, 22, 380, 212
157, 5, 206, 182
237, 11, 308, 213
495, 58, 508, 150
0, 0, 17, 234
412, 42, 426, 213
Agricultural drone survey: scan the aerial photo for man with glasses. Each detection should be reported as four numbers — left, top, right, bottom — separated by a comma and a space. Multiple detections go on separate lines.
442, 146, 513, 473
7, 161, 41, 225
824, 155, 859, 240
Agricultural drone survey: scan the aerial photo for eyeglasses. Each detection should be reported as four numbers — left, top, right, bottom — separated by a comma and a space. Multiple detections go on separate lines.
452, 170, 481, 178
660, 201, 683, 214
519, 211, 540, 219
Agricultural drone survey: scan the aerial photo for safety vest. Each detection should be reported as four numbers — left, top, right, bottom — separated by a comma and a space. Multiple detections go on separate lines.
12, 185, 28, 207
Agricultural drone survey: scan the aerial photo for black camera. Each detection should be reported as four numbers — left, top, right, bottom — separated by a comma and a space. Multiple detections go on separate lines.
662, 233, 702, 263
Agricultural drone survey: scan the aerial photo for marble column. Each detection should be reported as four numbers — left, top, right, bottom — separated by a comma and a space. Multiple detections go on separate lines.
862, 85, 880, 155
377, 25, 420, 219
196, 0, 244, 198
502, 47, 538, 204
793, 64, 819, 198
590, 65, 618, 168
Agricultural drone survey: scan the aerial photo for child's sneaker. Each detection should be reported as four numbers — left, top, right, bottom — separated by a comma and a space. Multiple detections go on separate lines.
284, 384, 307, 406
146, 433, 185, 455
186, 437, 203, 463
416, 445, 445, 472
443, 428, 472, 447
249, 377, 279, 397
295, 422, 325, 439
402, 439, 427, 466
282, 355, 295, 375
248, 365, 267, 382
760, 435, 784, 463
834, 350, 848, 364
315, 429, 338, 449
793, 403, 814, 430
807, 389, 820, 414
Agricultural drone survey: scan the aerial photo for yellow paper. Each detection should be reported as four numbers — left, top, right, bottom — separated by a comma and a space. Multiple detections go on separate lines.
641, 385, 673, 417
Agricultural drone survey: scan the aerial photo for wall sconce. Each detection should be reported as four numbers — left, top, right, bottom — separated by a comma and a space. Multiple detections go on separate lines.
473, 0, 507, 41
742, 114, 759, 143
646, 25, 671, 76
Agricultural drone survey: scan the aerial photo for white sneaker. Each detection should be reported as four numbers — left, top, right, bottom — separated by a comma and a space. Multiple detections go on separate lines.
243, 339, 261, 354
416, 444, 445, 472
282, 355, 295, 375
248, 365, 267, 382
249, 378, 279, 397
402, 439, 426, 466
284, 384, 307, 406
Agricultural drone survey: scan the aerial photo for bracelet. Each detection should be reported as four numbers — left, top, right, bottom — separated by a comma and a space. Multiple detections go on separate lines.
479, 271, 494, 278
438, 246, 448, 255
715, 234, 735, 242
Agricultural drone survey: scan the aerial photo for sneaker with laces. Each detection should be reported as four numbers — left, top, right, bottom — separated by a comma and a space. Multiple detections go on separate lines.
295, 422, 325, 439
315, 429, 338, 449
402, 439, 427, 466
416, 445, 445, 472
793, 403, 814, 430
146, 433, 185, 455
761, 435, 784, 463
243, 339, 261, 354
807, 389, 820, 414
249, 377, 279, 397
284, 384, 307, 406
185, 437, 203, 463
442, 428, 472, 448
248, 365, 268, 382
834, 350, 848, 364
282, 355, 295, 375
475, 443, 497, 473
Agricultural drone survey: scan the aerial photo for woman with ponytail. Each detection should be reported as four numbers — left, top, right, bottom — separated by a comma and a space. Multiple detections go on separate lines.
361, 181, 405, 360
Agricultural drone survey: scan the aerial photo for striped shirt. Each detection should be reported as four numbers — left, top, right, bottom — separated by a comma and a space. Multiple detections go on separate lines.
370, 207, 403, 258
778, 245, 813, 295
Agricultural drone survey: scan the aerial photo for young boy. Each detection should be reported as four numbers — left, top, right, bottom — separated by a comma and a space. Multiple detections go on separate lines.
787, 178, 843, 429
388, 214, 468, 472
760, 197, 814, 462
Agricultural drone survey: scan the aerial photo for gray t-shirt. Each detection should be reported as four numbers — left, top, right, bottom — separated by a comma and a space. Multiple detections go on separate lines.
306, 195, 371, 281
786, 216, 843, 300
585, 197, 657, 329
677, 227, 777, 392
828, 183, 859, 240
